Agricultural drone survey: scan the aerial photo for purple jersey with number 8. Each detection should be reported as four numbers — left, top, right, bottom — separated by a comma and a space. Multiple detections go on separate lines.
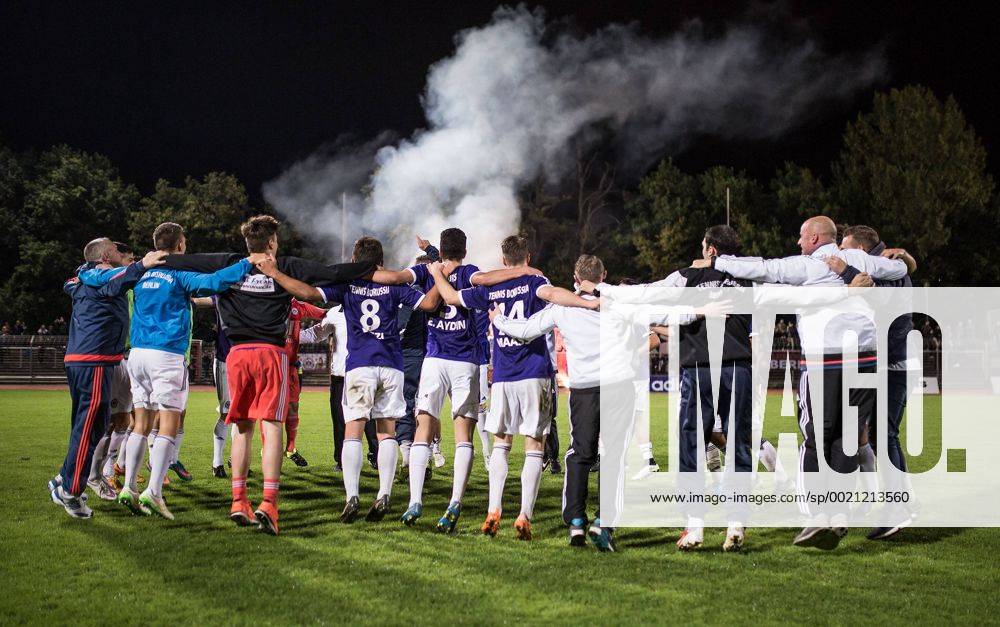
320, 280, 425, 372
459, 274, 553, 383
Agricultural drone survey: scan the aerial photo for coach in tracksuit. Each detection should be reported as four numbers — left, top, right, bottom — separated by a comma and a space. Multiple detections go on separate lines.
48, 238, 165, 518
712, 216, 908, 550
828, 225, 917, 540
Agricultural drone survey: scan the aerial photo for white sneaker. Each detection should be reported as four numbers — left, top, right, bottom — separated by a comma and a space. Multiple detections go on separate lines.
51, 486, 93, 519
88, 477, 118, 501
631, 462, 659, 481
676, 525, 704, 551
723, 524, 745, 552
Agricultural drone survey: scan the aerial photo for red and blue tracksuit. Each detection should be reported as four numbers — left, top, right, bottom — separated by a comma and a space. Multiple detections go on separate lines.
59, 261, 146, 496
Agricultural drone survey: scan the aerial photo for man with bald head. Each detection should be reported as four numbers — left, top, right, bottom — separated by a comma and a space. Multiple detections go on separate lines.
797, 216, 838, 255
695, 215, 909, 550
49, 238, 166, 518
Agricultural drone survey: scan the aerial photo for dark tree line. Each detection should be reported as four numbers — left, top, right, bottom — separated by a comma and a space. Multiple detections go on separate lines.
522, 85, 997, 288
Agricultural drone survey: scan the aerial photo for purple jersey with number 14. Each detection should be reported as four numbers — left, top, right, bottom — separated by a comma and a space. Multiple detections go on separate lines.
320, 280, 425, 372
459, 274, 553, 383
409, 263, 481, 363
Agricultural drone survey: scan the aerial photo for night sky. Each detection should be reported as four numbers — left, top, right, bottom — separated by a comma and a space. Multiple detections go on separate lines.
2, 1, 998, 203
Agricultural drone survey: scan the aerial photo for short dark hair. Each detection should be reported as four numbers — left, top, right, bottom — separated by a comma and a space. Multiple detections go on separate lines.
352, 236, 384, 266
704, 224, 741, 256
113, 241, 132, 255
415, 254, 434, 264
241, 215, 280, 253
439, 228, 467, 261
501, 235, 529, 265
842, 224, 881, 251
153, 222, 185, 251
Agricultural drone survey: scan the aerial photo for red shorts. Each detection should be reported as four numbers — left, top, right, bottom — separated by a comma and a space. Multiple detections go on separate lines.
226, 343, 289, 423
288, 367, 301, 405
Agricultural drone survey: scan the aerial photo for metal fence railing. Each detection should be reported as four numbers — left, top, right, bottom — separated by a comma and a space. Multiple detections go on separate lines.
0, 336, 332, 386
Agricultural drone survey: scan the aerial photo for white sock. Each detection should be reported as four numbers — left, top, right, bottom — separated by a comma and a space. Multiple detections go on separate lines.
598, 438, 605, 457
212, 418, 228, 468
859, 443, 876, 472
639, 441, 653, 461
399, 441, 411, 467
124, 433, 147, 491
431, 439, 441, 455
476, 418, 491, 459
859, 443, 879, 492
342, 438, 362, 499
408, 443, 431, 506
148, 429, 158, 456
148, 435, 176, 498
104, 429, 127, 477
758, 439, 777, 472
172, 428, 185, 465
519, 451, 544, 519
89, 433, 111, 483
377, 439, 398, 499
116, 427, 132, 467
487, 444, 511, 512
450, 442, 474, 504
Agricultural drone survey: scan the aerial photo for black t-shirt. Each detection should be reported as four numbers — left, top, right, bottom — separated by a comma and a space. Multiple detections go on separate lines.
162, 254, 373, 346
677, 266, 752, 367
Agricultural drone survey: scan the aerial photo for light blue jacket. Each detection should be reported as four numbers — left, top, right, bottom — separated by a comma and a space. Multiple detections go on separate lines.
79, 259, 251, 356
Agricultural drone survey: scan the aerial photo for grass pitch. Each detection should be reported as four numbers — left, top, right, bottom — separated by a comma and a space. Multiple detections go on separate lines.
1, 388, 997, 625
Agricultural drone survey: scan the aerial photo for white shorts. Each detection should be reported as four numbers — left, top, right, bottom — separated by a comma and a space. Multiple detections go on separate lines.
487, 377, 553, 439
479, 364, 489, 419
342, 366, 405, 422
415, 357, 480, 420
127, 347, 190, 411
214, 359, 231, 415
110, 360, 133, 414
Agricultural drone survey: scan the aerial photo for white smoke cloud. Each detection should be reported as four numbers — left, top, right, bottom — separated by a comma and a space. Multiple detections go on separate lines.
264, 6, 884, 269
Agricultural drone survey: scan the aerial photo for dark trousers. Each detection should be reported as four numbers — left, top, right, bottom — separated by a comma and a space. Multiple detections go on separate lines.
563, 380, 635, 526
60, 364, 113, 496
798, 358, 877, 516
397, 347, 425, 444
330, 374, 378, 464
330, 374, 378, 463
677, 362, 752, 522
562, 386, 599, 524
330, 375, 345, 464
678, 362, 753, 473
544, 379, 559, 461
870, 369, 908, 471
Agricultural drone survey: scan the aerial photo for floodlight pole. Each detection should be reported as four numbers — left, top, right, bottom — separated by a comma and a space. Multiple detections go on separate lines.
341, 192, 347, 263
